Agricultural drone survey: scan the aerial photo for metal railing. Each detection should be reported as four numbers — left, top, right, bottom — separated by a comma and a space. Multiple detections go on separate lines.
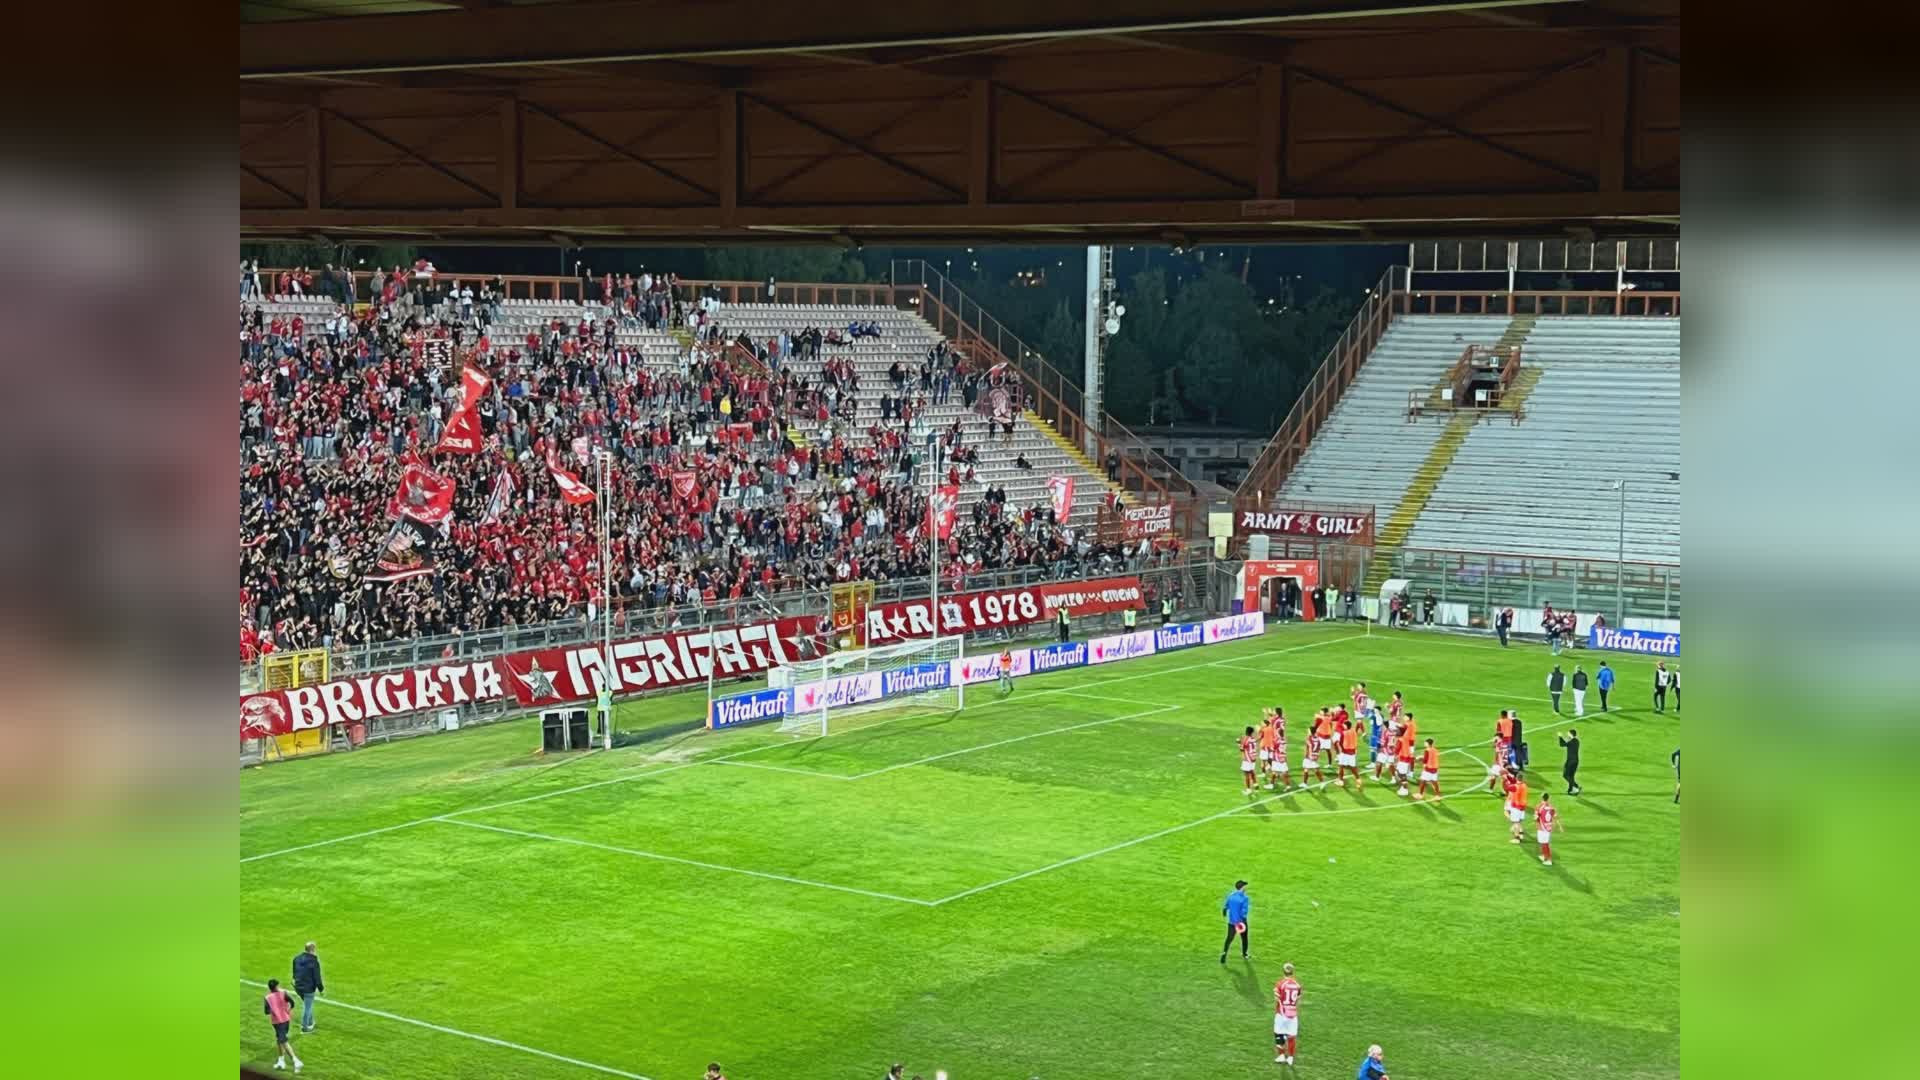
1392, 546, 1680, 626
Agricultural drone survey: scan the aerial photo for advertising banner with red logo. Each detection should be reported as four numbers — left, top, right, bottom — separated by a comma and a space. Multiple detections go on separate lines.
1235, 508, 1375, 545
238, 615, 825, 737
1120, 503, 1173, 540
1046, 475, 1074, 522
863, 576, 1142, 645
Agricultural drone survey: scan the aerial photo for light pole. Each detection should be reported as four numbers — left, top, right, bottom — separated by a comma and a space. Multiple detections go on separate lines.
1614, 478, 1626, 626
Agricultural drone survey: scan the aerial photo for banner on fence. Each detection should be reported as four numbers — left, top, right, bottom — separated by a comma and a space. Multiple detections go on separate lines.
1088, 629, 1157, 666
708, 686, 791, 730
1235, 508, 1375, 546
1120, 503, 1173, 540
1154, 622, 1205, 652
862, 576, 1142, 645
1026, 641, 1088, 674
1588, 626, 1681, 656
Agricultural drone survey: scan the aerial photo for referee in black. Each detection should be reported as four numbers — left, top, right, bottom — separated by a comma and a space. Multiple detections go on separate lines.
1557, 730, 1581, 795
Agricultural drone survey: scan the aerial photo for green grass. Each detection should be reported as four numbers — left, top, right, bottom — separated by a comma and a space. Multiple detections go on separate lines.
240, 623, 1680, 1079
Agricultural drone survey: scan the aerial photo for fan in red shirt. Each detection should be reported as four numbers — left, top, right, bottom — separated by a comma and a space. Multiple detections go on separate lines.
1238, 725, 1261, 796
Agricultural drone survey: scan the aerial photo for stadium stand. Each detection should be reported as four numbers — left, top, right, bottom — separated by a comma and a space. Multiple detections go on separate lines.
239, 269, 1145, 660
1405, 317, 1680, 563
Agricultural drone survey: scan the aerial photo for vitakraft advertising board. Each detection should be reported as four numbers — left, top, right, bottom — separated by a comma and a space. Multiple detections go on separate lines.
1088, 629, 1158, 666
1588, 626, 1681, 656
1026, 641, 1087, 674
882, 661, 954, 696
1203, 612, 1266, 644
708, 686, 791, 730
1154, 622, 1205, 652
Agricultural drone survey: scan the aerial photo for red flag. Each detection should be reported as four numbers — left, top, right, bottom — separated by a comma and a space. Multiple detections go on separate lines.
547, 452, 597, 505
929, 484, 959, 541
670, 470, 697, 502
435, 364, 491, 454
387, 462, 455, 526
1045, 474, 1075, 522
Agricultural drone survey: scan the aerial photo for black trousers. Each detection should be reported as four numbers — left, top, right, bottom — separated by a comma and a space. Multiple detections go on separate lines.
1496, 624, 1508, 646
1564, 762, 1580, 791
1599, 688, 1610, 711
1654, 686, 1667, 711
1672, 686, 1680, 712
1550, 691, 1562, 713
1058, 623, 1070, 643
1221, 922, 1248, 957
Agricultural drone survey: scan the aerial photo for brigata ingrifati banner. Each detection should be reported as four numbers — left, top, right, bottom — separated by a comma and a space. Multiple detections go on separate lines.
242, 614, 825, 737
863, 577, 1142, 645
1588, 626, 1680, 656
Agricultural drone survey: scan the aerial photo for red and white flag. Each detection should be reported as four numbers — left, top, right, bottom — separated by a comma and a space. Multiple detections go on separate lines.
547, 452, 597, 505
387, 461, 455, 526
929, 484, 960, 540
481, 466, 516, 525
435, 364, 491, 455
670, 470, 697, 502
1046, 474, 1075, 522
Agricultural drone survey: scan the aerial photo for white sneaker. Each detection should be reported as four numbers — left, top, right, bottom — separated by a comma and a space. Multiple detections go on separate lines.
274, 1062, 285, 1071
1542, 859, 1553, 866
1275, 1054, 1285, 1063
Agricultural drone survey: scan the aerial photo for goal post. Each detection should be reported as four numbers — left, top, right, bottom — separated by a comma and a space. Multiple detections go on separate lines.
774, 635, 966, 737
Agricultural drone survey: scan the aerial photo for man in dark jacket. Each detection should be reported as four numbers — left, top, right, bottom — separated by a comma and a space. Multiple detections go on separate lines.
1557, 730, 1582, 795
1547, 665, 1566, 714
292, 941, 324, 1032
1495, 607, 1513, 647
1571, 664, 1589, 717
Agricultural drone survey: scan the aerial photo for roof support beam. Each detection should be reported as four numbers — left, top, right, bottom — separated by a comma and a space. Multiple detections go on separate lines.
518, 100, 717, 199
995, 81, 1252, 195
742, 93, 964, 201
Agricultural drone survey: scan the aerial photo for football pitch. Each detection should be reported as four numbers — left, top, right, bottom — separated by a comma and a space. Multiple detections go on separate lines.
239, 623, 1681, 1079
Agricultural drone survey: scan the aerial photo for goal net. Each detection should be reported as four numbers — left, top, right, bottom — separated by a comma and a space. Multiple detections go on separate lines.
773, 635, 965, 737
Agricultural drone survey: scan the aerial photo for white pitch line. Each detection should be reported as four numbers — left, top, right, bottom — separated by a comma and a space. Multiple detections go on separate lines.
442, 819, 937, 906
843, 704, 1181, 780
239, 630, 1360, 865
241, 742, 789, 865
238, 978, 653, 1080
714, 759, 857, 780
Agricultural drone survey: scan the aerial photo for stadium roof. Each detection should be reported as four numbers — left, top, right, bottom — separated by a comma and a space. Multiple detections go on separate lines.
241, 0, 1679, 245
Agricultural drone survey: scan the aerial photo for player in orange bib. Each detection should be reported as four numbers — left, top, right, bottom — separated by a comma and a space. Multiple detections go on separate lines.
1315, 708, 1338, 767
1335, 716, 1362, 788
1258, 711, 1282, 790
1415, 738, 1442, 800
1505, 773, 1531, 843
997, 648, 1015, 696
1535, 793, 1559, 864
1239, 725, 1261, 797
1393, 726, 1417, 796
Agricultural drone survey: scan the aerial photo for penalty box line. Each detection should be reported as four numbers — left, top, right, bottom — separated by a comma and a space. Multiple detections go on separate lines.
238, 978, 654, 1080
717, 702, 1183, 781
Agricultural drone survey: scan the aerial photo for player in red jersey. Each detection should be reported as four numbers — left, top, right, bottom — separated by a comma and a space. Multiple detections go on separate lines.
1300, 711, 1328, 784
1328, 703, 1349, 764
1372, 714, 1400, 783
1415, 738, 1442, 800
1239, 725, 1261, 797
1387, 691, 1405, 726
1349, 682, 1367, 712
1535, 794, 1558, 865
1488, 729, 1512, 797
1272, 962, 1303, 1065
1335, 715, 1362, 788
1270, 720, 1291, 791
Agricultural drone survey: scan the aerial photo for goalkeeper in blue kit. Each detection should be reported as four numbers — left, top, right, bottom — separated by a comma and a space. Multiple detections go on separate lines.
998, 648, 1015, 696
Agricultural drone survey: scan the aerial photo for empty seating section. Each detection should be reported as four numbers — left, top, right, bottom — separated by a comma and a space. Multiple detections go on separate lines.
713, 303, 1117, 523
1405, 317, 1680, 563
1278, 317, 1512, 510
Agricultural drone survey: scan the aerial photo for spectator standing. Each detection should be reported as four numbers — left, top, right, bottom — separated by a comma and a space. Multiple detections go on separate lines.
1571, 664, 1588, 717
1596, 660, 1614, 711
1421, 589, 1436, 625
1105, 448, 1120, 481
1343, 583, 1358, 620
1355, 1044, 1389, 1080
1653, 660, 1671, 713
1056, 605, 1071, 643
1547, 665, 1565, 714
262, 978, 304, 1073
1495, 606, 1514, 647
764, 274, 776, 301
291, 941, 324, 1032
1220, 879, 1251, 963
1558, 729, 1581, 795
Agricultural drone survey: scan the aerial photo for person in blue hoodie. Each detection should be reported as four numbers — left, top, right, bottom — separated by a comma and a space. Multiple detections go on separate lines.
1220, 880, 1251, 964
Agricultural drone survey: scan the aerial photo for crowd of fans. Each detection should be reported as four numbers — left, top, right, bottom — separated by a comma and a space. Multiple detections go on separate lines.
240, 264, 1169, 662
